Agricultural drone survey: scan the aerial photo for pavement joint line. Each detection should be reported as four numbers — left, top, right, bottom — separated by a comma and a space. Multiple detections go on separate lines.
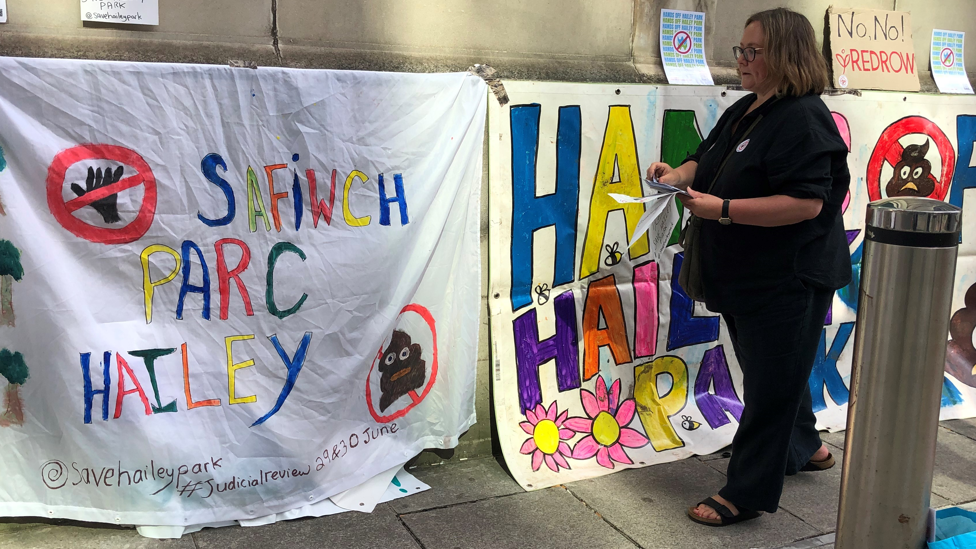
396, 513, 428, 549
783, 531, 837, 545
771, 532, 836, 549
701, 458, 729, 476
560, 484, 644, 549
932, 487, 953, 503
823, 440, 844, 452
395, 489, 528, 516
776, 503, 833, 539
942, 423, 976, 443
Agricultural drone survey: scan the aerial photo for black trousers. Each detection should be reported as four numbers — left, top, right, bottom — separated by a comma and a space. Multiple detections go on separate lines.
717, 280, 834, 513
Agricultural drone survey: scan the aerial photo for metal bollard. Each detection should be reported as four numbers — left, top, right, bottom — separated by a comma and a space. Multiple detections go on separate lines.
836, 197, 961, 549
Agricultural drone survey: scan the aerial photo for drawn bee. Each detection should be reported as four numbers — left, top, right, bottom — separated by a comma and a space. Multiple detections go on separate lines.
680, 415, 701, 431
534, 283, 551, 305
886, 139, 937, 198
604, 242, 623, 267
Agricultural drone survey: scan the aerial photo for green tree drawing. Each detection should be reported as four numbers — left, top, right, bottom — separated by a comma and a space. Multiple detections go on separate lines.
0, 240, 24, 327
0, 349, 28, 426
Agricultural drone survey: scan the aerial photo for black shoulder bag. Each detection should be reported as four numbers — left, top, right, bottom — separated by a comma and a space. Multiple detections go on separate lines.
677, 113, 766, 301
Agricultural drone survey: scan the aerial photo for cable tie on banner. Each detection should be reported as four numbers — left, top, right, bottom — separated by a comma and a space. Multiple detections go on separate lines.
229, 60, 258, 69
725, 83, 862, 97
468, 64, 509, 106
825, 88, 863, 97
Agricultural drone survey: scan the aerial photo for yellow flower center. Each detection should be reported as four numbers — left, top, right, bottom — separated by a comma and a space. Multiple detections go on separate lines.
592, 411, 620, 446
533, 419, 560, 455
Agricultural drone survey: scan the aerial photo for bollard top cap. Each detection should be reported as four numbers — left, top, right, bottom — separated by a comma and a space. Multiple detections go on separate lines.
866, 197, 961, 234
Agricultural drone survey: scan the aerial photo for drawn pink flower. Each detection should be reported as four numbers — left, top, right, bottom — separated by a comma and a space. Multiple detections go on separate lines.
519, 402, 574, 472
566, 377, 649, 469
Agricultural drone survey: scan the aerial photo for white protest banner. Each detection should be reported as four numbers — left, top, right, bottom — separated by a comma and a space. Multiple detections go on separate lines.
489, 81, 976, 490
81, 0, 158, 25
0, 57, 486, 526
826, 7, 920, 91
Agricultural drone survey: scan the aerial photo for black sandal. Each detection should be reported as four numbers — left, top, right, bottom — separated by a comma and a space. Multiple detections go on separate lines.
800, 452, 835, 471
687, 497, 762, 527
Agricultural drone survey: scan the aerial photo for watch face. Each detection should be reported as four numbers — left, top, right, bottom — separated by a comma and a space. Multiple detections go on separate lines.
719, 218, 731, 225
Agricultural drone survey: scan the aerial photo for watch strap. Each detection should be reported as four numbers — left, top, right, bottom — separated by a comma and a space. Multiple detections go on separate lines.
722, 199, 730, 220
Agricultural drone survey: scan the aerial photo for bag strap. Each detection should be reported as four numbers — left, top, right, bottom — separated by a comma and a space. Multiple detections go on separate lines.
703, 112, 765, 195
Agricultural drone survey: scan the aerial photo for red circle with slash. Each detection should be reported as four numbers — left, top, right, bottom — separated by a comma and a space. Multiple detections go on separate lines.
866, 116, 955, 202
673, 31, 693, 55
46, 144, 157, 245
365, 304, 439, 423
941, 47, 955, 68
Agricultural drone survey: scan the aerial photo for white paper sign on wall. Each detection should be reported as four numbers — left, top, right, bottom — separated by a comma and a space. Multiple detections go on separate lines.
0, 0, 8, 24
931, 29, 974, 94
80, 0, 158, 26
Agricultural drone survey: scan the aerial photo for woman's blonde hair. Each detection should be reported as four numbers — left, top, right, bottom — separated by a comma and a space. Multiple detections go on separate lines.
746, 8, 829, 96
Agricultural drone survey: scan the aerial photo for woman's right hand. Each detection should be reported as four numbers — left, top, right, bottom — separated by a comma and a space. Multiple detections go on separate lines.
647, 162, 681, 186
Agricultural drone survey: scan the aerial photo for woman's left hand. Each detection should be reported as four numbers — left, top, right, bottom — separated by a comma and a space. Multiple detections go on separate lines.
679, 188, 724, 220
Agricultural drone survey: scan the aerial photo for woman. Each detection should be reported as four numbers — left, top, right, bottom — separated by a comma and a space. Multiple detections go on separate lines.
647, 8, 851, 527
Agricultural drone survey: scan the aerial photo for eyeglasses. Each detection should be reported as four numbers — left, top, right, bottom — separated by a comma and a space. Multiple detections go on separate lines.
732, 46, 764, 62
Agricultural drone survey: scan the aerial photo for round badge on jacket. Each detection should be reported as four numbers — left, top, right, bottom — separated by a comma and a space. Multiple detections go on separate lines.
736, 139, 750, 152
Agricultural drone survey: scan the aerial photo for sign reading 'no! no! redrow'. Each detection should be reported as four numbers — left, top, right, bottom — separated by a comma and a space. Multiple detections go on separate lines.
827, 7, 920, 92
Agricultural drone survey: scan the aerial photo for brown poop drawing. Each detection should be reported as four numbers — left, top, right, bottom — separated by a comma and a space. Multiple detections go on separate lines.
946, 282, 976, 388
379, 330, 426, 411
886, 139, 937, 197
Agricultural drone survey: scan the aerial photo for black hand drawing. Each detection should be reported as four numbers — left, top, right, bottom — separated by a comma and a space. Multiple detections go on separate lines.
71, 166, 123, 223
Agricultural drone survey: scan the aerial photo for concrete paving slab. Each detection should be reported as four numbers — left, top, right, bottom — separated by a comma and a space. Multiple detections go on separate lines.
696, 445, 732, 462
774, 532, 836, 549
933, 427, 976, 504
704, 455, 840, 534
400, 487, 637, 549
818, 425, 976, 505
822, 420, 976, 452
933, 492, 955, 508
564, 458, 818, 549
193, 503, 420, 549
0, 520, 196, 549
821, 430, 846, 451
943, 418, 976, 442
391, 457, 523, 514
780, 454, 843, 533
707, 451, 952, 528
